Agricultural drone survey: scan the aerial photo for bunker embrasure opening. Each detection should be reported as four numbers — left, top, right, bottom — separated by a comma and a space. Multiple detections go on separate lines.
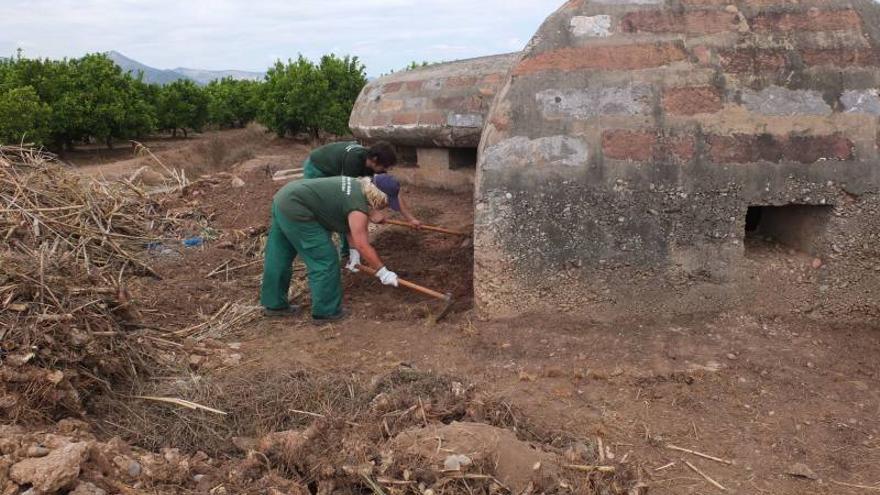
449, 148, 478, 170
745, 205, 833, 255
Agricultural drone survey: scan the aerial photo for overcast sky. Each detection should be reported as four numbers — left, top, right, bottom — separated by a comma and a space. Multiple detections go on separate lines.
1, 0, 562, 76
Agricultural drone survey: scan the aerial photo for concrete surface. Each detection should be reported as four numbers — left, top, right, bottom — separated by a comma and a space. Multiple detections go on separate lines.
349, 53, 519, 148
475, 0, 880, 319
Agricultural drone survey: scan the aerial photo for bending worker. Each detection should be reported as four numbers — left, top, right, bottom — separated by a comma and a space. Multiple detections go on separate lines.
303, 140, 421, 228
260, 174, 403, 323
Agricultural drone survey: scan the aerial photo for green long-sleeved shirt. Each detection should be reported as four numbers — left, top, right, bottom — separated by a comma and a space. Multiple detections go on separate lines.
308, 141, 371, 177
274, 176, 370, 233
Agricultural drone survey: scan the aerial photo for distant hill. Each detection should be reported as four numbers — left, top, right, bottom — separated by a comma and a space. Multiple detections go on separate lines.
106, 51, 264, 85
107, 51, 188, 85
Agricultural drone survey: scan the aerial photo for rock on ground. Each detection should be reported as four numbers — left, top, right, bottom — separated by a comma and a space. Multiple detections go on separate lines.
69, 481, 107, 495
10, 442, 89, 494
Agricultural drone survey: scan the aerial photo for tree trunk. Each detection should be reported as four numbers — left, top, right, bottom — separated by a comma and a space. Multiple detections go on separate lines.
183, 128, 188, 138
172, 128, 177, 138
106, 138, 114, 150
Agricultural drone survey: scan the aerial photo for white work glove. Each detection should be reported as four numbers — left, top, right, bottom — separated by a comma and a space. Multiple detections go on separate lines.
375, 267, 399, 287
345, 249, 361, 273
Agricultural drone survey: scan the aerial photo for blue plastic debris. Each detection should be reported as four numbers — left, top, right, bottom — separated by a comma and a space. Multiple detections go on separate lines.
182, 237, 204, 248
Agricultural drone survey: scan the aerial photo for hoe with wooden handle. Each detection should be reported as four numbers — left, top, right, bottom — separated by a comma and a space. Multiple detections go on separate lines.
384, 219, 469, 237
272, 167, 304, 182
355, 264, 454, 322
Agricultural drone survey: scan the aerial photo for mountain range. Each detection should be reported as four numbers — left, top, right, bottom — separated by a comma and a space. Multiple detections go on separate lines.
107, 51, 264, 85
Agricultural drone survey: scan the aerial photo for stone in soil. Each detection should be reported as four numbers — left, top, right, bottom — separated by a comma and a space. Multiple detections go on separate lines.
10, 442, 89, 494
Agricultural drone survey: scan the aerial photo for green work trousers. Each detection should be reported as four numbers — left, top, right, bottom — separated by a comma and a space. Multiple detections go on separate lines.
259, 203, 342, 318
301, 158, 351, 255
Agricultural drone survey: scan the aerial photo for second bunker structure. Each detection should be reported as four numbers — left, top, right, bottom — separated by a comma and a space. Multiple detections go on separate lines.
349, 53, 518, 191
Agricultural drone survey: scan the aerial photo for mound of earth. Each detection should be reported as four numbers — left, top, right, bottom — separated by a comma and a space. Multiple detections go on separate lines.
388, 421, 560, 493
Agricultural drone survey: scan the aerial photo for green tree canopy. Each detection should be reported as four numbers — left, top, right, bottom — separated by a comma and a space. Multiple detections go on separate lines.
0, 86, 51, 146
318, 54, 367, 136
157, 79, 209, 138
0, 50, 369, 151
259, 56, 328, 138
206, 78, 260, 129
47, 54, 153, 148
258, 54, 366, 138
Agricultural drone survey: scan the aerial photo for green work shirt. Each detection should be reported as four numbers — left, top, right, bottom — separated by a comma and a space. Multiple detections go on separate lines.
274, 176, 370, 233
308, 141, 372, 177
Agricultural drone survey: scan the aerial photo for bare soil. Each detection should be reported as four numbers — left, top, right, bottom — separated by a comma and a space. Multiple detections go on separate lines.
48, 130, 880, 494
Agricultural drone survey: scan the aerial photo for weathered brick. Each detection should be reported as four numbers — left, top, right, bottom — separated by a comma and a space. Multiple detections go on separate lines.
448, 113, 483, 128
592, 0, 662, 4
741, 87, 831, 116
432, 96, 467, 109
391, 112, 419, 125
621, 10, 739, 35
751, 9, 862, 33
377, 98, 404, 113
489, 113, 511, 132
482, 135, 589, 170
602, 130, 696, 162
537, 86, 652, 120
463, 95, 484, 113
570, 15, 613, 37
707, 134, 759, 163
785, 134, 854, 162
444, 76, 479, 88
369, 115, 391, 126
663, 86, 723, 115
680, 0, 734, 5
480, 73, 504, 86
404, 80, 424, 91
691, 46, 713, 65
801, 48, 880, 67
418, 112, 446, 126
669, 135, 697, 161
718, 48, 787, 73
603, 130, 657, 161
707, 133, 855, 163
842, 89, 880, 115
382, 82, 404, 93
514, 42, 689, 75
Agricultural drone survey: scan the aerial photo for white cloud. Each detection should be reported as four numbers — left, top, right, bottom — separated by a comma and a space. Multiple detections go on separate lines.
0, 0, 561, 76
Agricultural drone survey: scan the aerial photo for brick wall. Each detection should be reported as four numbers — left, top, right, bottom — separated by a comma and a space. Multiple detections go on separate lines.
476, 0, 880, 319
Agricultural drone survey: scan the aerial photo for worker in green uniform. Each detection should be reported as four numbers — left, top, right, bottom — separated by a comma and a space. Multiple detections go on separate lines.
302, 140, 422, 231
302, 140, 394, 179
260, 174, 403, 323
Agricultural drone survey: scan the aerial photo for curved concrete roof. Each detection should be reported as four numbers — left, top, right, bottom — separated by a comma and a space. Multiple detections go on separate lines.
349, 53, 519, 148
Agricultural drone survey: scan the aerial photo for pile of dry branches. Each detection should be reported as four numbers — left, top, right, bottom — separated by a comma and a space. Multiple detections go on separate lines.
0, 146, 184, 276
0, 146, 186, 422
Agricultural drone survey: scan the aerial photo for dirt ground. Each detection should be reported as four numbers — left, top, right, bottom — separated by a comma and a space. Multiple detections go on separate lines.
65, 129, 880, 494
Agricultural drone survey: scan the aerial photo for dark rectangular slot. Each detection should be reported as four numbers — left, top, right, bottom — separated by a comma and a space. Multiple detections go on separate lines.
395, 145, 418, 167
745, 204, 833, 255
449, 148, 478, 170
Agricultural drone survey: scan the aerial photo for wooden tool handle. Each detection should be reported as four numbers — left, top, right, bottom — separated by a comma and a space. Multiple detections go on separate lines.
272, 168, 305, 182
384, 219, 468, 236
355, 264, 450, 301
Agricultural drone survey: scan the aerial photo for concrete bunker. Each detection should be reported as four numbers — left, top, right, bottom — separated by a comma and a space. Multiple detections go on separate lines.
475, 0, 880, 318
349, 53, 519, 192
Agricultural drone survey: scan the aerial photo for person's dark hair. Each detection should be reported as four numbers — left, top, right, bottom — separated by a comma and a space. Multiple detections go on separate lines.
367, 141, 398, 167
